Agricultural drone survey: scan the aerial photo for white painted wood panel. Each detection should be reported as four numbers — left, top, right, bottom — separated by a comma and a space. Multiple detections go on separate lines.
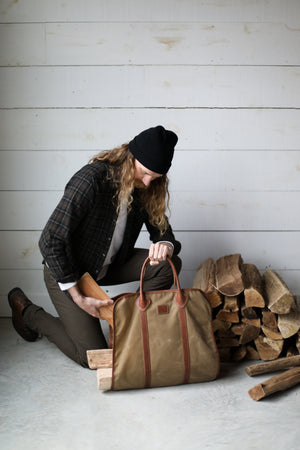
1, 191, 299, 232
1, 22, 299, 66
1, 151, 299, 192
2, 66, 300, 108
0, 24, 46, 66
1, 230, 300, 271
1, 109, 300, 151
1, 268, 299, 317
1, 0, 297, 24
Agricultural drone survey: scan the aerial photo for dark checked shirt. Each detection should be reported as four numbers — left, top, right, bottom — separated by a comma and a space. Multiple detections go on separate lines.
39, 160, 181, 284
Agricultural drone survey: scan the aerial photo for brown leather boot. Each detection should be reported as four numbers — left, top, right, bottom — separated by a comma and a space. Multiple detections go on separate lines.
8, 287, 39, 342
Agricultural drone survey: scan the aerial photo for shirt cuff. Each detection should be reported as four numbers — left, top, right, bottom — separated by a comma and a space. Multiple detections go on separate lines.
58, 280, 77, 291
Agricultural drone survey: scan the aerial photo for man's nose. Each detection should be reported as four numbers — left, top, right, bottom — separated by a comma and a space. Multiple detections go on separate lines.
143, 175, 152, 186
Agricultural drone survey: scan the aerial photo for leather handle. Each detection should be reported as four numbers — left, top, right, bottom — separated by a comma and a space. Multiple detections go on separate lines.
137, 257, 187, 311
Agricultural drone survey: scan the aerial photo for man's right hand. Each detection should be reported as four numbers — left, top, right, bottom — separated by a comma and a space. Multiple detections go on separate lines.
68, 285, 113, 319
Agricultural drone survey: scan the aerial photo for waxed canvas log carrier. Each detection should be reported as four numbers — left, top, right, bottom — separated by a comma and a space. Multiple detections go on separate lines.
108, 257, 220, 390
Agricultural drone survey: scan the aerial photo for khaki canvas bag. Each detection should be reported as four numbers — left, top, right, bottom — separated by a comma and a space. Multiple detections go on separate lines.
109, 257, 219, 390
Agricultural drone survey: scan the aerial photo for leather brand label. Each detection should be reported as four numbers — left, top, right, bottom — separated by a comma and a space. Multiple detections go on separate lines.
157, 305, 169, 315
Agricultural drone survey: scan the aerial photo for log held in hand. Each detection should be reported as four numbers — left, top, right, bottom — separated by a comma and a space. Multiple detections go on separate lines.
77, 272, 114, 327
248, 366, 300, 401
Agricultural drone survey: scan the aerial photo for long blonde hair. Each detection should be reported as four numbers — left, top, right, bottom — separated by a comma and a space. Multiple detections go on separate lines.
90, 144, 170, 234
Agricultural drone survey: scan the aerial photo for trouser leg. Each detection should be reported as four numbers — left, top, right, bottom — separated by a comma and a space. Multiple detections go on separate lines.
100, 248, 182, 291
23, 266, 107, 367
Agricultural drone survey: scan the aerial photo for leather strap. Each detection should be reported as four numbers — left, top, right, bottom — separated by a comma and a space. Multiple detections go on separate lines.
137, 256, 187, 310
140, 309, 151, 388
179, 307, 190, 384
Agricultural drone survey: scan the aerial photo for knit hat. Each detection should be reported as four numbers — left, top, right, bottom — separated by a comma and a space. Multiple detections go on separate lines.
128, 125, 178, 174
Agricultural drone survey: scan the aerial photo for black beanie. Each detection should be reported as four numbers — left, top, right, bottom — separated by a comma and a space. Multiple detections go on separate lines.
128, 125, 178, 174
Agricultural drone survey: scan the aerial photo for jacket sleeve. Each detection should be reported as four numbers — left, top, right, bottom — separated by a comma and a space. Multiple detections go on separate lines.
39, 165, 97, 283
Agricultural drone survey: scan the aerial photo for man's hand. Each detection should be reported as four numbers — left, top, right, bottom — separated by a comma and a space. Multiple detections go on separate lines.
149, 242, 174, 266
68, 285, 113, 319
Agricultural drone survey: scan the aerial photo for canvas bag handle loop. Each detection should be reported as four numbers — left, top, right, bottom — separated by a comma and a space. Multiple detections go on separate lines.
137, 257, 188, 311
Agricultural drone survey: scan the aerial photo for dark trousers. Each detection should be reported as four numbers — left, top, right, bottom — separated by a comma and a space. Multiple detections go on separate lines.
23, 249, 181, 367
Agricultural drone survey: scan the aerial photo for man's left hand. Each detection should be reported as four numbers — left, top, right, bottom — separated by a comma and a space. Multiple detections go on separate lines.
149, 242, 173, 266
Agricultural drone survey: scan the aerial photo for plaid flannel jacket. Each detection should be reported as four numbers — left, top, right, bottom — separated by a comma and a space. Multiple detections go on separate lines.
39, 160, 181, 283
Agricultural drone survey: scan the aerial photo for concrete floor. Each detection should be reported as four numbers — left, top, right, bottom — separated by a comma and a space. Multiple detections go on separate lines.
0, 318, 299, 450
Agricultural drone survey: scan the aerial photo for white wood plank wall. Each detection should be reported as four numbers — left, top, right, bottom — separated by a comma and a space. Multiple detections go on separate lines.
0, 0, 300, 315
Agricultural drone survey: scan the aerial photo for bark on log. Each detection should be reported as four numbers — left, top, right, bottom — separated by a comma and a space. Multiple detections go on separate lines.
242, 264, 265, 308
215, 254, 244, 296
245, 355, 300, 376
193, 258, 223, 308
277, 305, 300, 339
262, 269, 295, 314
254, 335, 284, 361
77, 272, 114, 327
87, 349, 113, 369
248, 366, 300, 401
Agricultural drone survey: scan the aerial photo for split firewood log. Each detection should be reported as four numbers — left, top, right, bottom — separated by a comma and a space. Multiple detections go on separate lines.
239, 324, 260, 345
242, 317, 261, 328
262, 269, 295, 314
245, 345, 260, 360
216, 309, 240, 323
261, 325, 283, 340
254, 335, 284, 361
216, 328, 236, 339
232, 345, 247, 361
241, 301, 258, 320
262, 310, 278, 331
245, 355, 300, 376
277, 304, 300, 339
242, 264, 265, 308
212, 319, 232, 333
231, 323, 246, 336
248, 366, 300, 401
223, 296, 239, 312
215, 254, 244, 296
193, 258, 223, 308
97, 368, 112, 390
87, 349, 113, 369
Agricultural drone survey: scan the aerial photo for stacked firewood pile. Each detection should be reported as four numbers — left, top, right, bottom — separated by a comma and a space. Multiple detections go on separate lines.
193, 254, 300, 362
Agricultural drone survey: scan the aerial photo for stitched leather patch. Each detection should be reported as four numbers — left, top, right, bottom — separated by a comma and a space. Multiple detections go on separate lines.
157, 305, 169, 315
